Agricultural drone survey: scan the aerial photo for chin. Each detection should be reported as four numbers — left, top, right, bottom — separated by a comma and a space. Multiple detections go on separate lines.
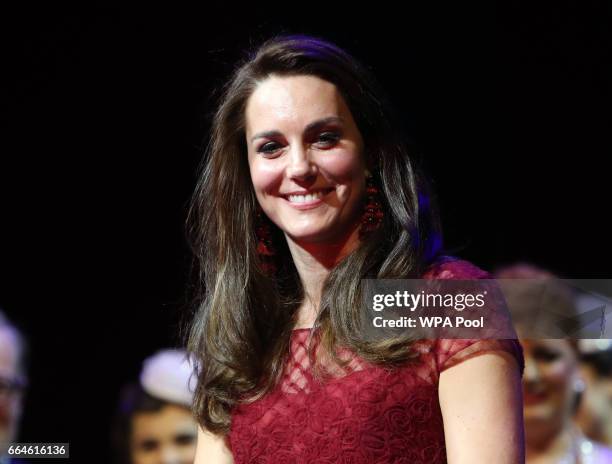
285, 228, 334, 244
279, 215, 361, 245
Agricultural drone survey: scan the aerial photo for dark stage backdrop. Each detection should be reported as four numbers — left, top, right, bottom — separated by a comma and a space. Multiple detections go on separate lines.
1, 3, 609, 462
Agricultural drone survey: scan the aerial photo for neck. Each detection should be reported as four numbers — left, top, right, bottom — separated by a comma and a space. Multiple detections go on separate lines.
285, 222, 362, 326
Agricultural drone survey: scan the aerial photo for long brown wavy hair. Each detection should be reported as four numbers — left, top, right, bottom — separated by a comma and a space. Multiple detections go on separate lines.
186, 34, 443, 433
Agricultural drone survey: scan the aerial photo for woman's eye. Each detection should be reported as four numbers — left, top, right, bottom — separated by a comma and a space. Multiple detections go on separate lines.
137, 439, 159, 452
533, 347, 561, 362
174, 433, 197, 446
257, 142, 280, 155
317, 131, 340, 146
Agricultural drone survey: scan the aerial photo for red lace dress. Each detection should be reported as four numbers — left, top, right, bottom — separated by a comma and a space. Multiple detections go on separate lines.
227, 259, 525, 463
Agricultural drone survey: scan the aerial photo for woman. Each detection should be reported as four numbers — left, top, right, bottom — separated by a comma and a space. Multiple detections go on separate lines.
188, 34, 525, 463
113, 350, 197, 464
495, 264, 612, 463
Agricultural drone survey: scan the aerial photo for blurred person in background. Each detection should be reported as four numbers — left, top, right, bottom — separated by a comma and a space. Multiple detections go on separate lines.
0, 309, 28, 464
576, 339, 612, 447
496, 264, 612, 463
113, 349, 197, 464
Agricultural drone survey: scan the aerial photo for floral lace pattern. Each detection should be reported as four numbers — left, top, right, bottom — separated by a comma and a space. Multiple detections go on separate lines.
227, 259, 525, 463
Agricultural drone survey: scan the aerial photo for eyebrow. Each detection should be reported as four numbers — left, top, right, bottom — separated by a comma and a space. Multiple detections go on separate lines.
250, 116, 344, 142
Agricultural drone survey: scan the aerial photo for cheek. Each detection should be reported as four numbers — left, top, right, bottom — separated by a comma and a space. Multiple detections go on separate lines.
543, 361, 576, 394
0, 405, 8, 423
179, 447, 196, 462
131, 443, 154, 464
249, 159, 282, 194
319, 151, 364, 181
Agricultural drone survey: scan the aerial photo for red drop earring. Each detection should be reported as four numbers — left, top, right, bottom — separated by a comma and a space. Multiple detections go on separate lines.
254, 206, 277, 274
359, 170, 384, 240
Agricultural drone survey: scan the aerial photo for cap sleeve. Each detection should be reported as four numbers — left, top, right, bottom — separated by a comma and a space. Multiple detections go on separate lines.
435, 338, 525, 377
424, 257, 525, 376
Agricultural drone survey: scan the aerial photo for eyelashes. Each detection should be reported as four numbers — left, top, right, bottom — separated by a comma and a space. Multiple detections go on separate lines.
256, 131, 341, 156
257, 142, 280, 155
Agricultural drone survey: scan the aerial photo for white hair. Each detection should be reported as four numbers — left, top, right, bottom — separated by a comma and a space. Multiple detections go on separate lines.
0, 308, 27, 376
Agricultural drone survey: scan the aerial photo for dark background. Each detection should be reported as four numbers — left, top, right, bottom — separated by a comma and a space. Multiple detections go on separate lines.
1, 2, 610, 462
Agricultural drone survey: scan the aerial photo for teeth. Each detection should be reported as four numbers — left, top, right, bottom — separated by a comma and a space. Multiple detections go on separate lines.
287, 190, 327, 203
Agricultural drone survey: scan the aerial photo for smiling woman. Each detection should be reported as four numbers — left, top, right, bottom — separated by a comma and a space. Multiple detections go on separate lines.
246, 74, 366, 250
187, 34, 525, 463
494, 264, 612, 463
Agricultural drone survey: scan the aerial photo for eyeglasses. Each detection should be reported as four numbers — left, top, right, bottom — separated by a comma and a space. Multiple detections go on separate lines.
0, 375, 27, 402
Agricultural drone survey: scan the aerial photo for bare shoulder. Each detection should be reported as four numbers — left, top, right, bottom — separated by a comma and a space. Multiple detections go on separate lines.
439, 352, 524, 463
195, 425, 234, 464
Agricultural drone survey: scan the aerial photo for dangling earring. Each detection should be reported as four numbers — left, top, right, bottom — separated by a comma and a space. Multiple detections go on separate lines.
254, 206, 277, 274
359, 169, 384, 240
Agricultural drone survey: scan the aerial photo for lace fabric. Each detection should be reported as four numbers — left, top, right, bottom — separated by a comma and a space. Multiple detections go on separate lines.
227, 259, 525, 463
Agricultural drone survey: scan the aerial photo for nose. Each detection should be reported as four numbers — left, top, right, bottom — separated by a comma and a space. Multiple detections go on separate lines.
523, 356, 540, 384
285, 144, 317, 181
159, 446, 182, 464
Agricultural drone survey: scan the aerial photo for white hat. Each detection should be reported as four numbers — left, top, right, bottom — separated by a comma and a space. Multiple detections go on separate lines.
139, 349, 197, 407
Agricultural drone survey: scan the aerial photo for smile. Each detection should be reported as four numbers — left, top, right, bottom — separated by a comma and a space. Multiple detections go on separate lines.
282, 188, 334, 203
281, 188, 334, 208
